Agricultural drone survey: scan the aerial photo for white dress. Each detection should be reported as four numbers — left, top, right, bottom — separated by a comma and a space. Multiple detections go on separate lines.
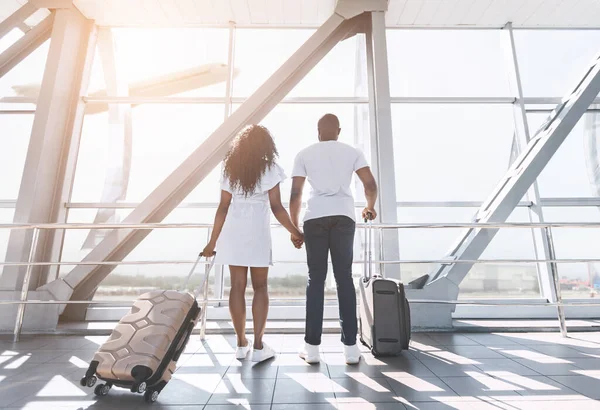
214, 163, 286, 267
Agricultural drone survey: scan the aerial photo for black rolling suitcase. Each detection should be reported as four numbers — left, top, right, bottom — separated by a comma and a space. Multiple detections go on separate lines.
358, 220, 411, 356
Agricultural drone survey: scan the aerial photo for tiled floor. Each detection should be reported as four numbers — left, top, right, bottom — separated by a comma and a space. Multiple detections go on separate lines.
1, 332, 600, 409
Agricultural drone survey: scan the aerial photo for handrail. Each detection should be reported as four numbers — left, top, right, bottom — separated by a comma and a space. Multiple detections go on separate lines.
3, 221, 600, 229
4, 220, 598, 341
1, 257, 600, 267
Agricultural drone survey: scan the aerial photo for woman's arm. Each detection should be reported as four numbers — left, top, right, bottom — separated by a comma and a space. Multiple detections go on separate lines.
201, 190, 232, 256
268, 184, 304, 247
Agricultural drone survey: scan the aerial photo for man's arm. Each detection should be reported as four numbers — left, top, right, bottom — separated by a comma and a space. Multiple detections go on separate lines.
356, 167, 378, 220
290, 176, 305, 227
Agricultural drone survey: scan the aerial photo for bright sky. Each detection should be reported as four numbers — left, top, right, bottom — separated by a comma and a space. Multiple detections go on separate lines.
1, 27, 600, 286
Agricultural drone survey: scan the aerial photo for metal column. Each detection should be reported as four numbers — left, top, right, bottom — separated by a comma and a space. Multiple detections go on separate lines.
50, 9, 366, 317
1, 9, 96, 290
365, 11, 400, 279
503, 22, 558, 304
425, 50, 600, 288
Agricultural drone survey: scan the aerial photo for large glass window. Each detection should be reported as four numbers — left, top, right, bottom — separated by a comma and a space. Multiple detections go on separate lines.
87, 28, 230, 98
531, 112, 600, 198
386, 30, 510, 97
392, 104, 515, 201
515, 30, 600, 97
543, 207, 600, 299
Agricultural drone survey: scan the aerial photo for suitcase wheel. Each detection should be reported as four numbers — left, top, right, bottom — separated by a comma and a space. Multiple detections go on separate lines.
80, 375, 97, 388
94, 383, 111, 397
144, 389, 159, 403
132, 381, 147, 394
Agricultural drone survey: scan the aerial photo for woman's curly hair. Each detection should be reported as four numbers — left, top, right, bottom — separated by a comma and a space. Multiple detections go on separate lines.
223, 124, 278, 197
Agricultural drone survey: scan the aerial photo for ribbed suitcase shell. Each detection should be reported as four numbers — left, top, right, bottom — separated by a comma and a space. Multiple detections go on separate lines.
84, 289, 200, 398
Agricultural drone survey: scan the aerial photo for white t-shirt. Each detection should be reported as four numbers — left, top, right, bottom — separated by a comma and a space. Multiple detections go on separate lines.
292, 141, 369, 222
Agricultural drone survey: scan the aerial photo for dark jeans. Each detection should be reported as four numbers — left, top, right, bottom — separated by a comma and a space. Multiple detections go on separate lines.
304, 216, 357, 346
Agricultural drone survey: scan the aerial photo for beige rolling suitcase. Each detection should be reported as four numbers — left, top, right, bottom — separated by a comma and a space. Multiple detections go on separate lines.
80, 256, 213, 403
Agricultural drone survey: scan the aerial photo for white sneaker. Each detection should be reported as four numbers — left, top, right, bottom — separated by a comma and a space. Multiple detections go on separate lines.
344, 344, 361, 365
235, 341, 251, 360
299, 343, 320, 364
252, 342, 275, 363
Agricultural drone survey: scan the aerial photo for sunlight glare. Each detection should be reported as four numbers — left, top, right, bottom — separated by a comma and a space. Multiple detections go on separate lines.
464, 371, 523, 391
486, 371, 560, 390
383, 372, 444, 392
501, 350, 571, 364
346, 372, 390, 392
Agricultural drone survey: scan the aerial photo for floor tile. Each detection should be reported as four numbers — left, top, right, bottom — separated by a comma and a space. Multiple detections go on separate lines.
226, 356, 279, 378
336, 397, 409, 409
325, 353, 435, 378
271, 403, 339, 410
527, 344, 588, 358
463, 334, 521, 347
511, 359, 583, 376
207, 375, 276, 404
418, 359, 482, 377
497, 375, 580, 397
569, 358, 600, 370
204, 406, 271, 410
332, 376, 399, 403
439, 374, 524, 397
272, 374, 338, 404
272, 353, 330, 378
442, 346, 506, 360
548, 375, 600, 399
153, 376, 220, 405
384, 374, 458, 402
473, 359, 542, 376
426, 334, 480, 347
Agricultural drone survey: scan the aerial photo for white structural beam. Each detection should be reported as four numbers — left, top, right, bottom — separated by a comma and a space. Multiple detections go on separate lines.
0, 8, 96, 290
43, 3, 373, 320
503, 22, 557, 304
0, 13, 54, 78
365, 10, 400, 279
426, 50, 600, 289
0, 2, 38, 39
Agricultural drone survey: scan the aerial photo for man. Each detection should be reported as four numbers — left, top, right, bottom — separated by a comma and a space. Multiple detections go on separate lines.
290, 113, 378, 365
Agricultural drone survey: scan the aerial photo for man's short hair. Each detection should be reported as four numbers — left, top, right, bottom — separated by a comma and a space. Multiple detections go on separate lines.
318, 113, 340, 134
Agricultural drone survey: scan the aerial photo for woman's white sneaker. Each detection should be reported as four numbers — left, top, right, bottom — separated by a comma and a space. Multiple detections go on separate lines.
299, 343, 320, 364
252, 343, 276, 363
236, 341, 251, 360
344, 344, 361, 365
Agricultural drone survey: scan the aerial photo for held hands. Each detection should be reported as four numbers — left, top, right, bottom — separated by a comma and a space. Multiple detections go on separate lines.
362, 207, 377, 222
200, 242, 216, 258
291, 229, 304, 249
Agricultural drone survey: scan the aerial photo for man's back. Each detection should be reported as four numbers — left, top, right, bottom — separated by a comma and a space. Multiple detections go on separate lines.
292, 140, 368, 222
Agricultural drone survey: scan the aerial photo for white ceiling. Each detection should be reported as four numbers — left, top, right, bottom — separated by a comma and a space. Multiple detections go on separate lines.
2, 1, 600, 28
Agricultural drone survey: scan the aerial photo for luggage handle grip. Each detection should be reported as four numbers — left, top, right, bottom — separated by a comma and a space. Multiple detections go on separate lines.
363, 215, 374, 280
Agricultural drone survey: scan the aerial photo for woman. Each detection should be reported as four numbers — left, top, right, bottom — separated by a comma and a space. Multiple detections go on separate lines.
201, 124, 303, 363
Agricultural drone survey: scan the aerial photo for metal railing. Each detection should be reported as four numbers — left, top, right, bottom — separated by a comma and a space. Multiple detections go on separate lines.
2, 220, 600, 342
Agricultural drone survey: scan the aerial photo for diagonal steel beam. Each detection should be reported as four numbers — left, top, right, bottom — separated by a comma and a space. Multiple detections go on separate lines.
0, 13, 54, 78
0, 2, 38, 39
426, 50, 600, 288
44, 11, 365, 319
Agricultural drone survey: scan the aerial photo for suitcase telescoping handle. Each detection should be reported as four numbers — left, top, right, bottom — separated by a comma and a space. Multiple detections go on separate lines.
185, 254, 215, 340
363, 213, 374, 281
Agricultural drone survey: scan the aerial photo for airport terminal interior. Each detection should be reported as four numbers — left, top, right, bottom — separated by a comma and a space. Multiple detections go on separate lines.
2, 0, 600, 408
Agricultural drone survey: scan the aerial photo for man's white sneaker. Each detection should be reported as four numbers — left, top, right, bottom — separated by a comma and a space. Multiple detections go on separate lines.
252, 342, 276, 363
235, 341, 251, 360
344, 344, 361, 365
299, 343, 320, 364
